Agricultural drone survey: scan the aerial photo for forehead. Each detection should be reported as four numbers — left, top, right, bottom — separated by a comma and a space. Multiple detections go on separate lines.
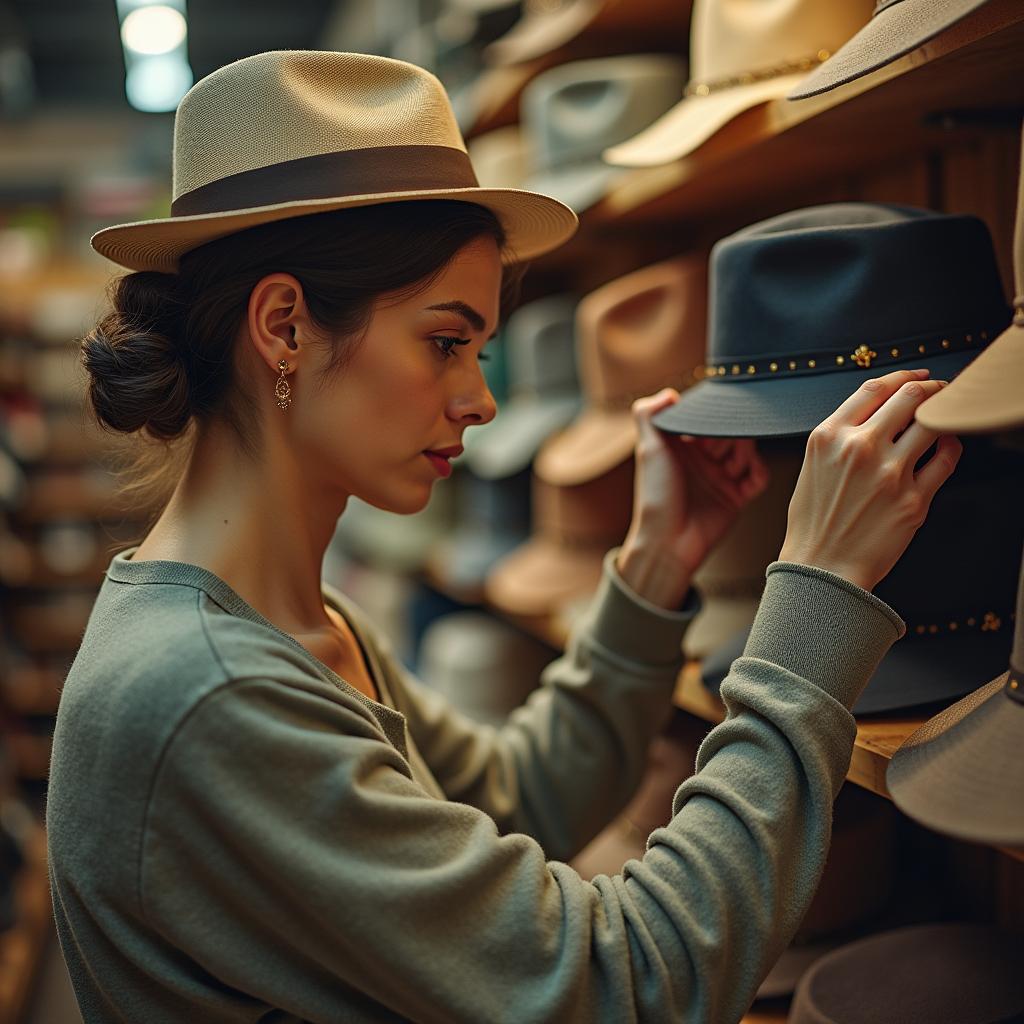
417, 235, 502, 325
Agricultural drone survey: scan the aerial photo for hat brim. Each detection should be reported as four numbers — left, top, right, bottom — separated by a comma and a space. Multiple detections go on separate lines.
524, 163, 628, 216
90, 186, 579, 274
486, 537, 606, 616
535, 408, 636, 486
886, 673, 1024, 846
915, 323, 1024, 434
787, 0, 991, 100
603, 73, 806, 168
652, 347, 981, 438
464, 395, 582, 480
702, 621, 1013, 716
485, 0, 600, 66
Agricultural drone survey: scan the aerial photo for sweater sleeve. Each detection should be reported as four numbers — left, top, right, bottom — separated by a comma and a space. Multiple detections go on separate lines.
385, 547, 700, 860
139, 560, 903, 1024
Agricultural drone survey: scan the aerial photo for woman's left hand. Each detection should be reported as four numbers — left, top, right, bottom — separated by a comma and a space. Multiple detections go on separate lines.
616, 388, 770, 610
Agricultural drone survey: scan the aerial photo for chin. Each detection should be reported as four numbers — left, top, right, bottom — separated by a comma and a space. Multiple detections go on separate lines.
357, 484, 433, 517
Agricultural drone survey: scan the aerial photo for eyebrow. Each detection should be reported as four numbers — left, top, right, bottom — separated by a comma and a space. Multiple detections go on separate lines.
425, 300, 489, 335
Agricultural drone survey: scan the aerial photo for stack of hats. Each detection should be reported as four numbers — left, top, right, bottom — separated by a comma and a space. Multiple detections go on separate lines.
885, 122, 1024, 847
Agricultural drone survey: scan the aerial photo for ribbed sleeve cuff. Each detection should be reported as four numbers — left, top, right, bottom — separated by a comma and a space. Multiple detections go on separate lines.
741, 561, 906, 708
585, 547, 701, 667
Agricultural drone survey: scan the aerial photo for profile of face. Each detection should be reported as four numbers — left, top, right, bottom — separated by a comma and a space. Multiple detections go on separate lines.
249, 234, 502, 517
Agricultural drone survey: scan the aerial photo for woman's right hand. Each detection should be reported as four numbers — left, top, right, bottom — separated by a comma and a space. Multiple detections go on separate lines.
778, 368, 962, 593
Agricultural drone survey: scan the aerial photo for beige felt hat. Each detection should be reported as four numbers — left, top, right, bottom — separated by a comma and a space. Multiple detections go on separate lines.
787, 0, 993, 101
486, 0, 691, 68
604, 0, 874, 168
485, 459, 634, 617
536, 254, 708, 487
90, 50, 578, 273
915, 120, 1024, 434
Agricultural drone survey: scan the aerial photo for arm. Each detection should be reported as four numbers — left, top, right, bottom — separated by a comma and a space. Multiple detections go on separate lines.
140, 571, 898, 1024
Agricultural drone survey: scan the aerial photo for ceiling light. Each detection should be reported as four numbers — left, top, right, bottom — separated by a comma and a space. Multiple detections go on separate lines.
120, 5, 187, 56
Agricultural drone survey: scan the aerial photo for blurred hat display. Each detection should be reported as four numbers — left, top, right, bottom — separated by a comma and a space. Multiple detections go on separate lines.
486, 458, 633, 617
605, 0, 874, 167
788, 923, 1024, 1023
788, 0, 994, 100
537, 254, 708, 488
464, 294, 580, 480
916, 121, 1024, 435
684, 441, 803, 660
521, 55, 687, 213
756, 786, 896, 1000
426, 468, 532, 597
885, 547, 1024, 847
467, 125, 534, 189
334, 482, 457, 574
701, 442, 1024, 715
486, 0, 690, 68
418, 610, 556, 726
651, 204, 1010, 439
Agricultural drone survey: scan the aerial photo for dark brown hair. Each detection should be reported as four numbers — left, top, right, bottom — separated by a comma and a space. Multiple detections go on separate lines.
81, 199, 521, 518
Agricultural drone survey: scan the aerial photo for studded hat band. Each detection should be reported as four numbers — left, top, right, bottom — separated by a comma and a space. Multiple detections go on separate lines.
698, 325, 1001, 382
170, 145, 480, 218
684, 50, 833, 98
908, 609, 1012, 638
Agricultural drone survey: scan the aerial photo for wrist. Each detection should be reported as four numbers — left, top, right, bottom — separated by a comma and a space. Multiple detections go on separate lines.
616, 534, 693, 610
777, 544, 874, 593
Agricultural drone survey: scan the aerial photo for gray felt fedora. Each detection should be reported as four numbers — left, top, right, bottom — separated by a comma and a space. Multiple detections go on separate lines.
885, 545, 1024, 847
652, 203, 1010, 439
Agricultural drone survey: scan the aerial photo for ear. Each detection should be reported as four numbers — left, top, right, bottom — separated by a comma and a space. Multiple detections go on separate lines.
246, 273, 309, 375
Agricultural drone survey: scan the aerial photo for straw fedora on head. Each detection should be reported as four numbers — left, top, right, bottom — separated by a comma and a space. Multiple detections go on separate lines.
486, 0, 690, 68
789, 924, 1024, 1024
604, 0, 874, 168
788, 0, 993, 101
916, 121, 1024, 434
702, 441, 1024, 716
536, 254, 708, 488
521, 55, 688, 214
652, 203, 1010, 439
89, 50, 578, 274
885, 546, 1024, 847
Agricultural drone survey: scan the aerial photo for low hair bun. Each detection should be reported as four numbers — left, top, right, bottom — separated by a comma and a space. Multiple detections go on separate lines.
81, 271, 192, 440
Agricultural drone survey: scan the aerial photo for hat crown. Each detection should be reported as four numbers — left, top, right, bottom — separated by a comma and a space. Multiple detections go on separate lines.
171, 50, 467, 203
505, 295, 579, 397
522, 55, 687, 170
707, 203, 1009, 365
576, 256, 707, 404
692, 0, 874, 83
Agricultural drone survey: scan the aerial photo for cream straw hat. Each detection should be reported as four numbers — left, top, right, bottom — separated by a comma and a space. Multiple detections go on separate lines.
90, 50, 578, 273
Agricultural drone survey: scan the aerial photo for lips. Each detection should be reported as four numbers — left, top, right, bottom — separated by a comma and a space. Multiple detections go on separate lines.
423, 445, 461, 478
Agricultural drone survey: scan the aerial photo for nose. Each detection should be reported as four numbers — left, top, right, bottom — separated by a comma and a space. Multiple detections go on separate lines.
448, 362, 497, 427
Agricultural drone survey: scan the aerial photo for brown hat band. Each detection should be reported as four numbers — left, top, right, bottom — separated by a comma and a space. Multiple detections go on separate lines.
170, 145, 480, 218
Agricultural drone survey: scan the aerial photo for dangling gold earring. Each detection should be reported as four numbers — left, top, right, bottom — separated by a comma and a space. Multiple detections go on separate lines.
274, 359, 292, 410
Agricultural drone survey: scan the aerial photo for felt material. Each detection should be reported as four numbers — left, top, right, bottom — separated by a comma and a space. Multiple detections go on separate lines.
48, 545, 898, 1022
653, 203, 1010, 438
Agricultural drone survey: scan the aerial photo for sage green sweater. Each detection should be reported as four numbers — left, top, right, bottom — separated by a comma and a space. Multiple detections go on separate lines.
47, 546, 902, 1023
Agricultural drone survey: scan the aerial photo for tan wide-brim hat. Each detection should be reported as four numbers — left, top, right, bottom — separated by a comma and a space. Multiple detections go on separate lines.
915, 120, 1024, 434
787, 0, 992, 101
90, 50, 578, 273
605, 0, 874, 168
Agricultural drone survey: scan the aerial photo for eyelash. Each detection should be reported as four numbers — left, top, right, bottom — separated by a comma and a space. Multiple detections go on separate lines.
433, 336, 491, 361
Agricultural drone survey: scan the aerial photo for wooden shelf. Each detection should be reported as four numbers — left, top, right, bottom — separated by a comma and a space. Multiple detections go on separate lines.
0, 821, 51, 1023
589, 0, 1024, 229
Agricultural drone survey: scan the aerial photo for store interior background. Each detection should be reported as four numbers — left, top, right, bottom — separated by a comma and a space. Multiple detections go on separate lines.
0, 1, 1022, 1021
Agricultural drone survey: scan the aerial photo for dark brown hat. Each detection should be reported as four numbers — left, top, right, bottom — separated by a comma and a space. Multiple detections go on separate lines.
788, 923, 1024, 1023
885, 545, 1024, 847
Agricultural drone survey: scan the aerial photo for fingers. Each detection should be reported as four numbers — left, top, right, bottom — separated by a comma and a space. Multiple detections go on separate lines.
863, 378, 945, 440
632, 388, 680, 444
824, 368, 930, 429
914, 433, 963, 499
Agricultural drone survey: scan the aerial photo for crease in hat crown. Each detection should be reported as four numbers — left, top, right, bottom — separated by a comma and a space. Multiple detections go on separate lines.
171, 50, 468, 202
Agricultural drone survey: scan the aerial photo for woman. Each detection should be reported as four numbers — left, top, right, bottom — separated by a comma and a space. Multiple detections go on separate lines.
47, 51, 960, 1023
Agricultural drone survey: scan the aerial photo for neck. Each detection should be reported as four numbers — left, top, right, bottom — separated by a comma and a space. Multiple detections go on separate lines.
134, 420, 348, 633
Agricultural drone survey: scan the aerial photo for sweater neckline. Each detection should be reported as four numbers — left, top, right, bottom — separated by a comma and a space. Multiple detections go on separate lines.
105, 546, 407, 751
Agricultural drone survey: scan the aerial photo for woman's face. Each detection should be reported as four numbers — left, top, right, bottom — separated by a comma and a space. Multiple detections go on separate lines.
299, 234, 502, 515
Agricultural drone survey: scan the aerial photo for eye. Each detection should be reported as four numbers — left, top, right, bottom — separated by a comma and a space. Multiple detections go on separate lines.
432, 336, 471, 360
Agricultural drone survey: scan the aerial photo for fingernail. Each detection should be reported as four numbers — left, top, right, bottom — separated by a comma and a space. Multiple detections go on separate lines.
914, 368, 930, 377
